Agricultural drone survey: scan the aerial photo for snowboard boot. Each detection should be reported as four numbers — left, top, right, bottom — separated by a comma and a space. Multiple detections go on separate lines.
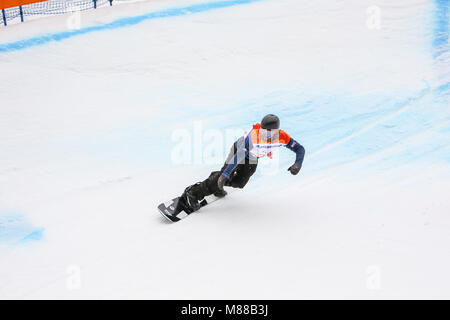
179, 184, 202, 214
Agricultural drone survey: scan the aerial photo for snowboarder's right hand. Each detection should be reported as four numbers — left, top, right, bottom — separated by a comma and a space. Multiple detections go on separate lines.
288, 164, 301, 175
217, 175, 228, 191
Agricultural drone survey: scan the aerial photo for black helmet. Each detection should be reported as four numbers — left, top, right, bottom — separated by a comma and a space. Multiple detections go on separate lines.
261, 114, 280, 130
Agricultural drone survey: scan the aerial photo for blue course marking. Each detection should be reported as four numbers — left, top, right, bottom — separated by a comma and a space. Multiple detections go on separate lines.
0, 210, 44, 245
432, 0, 449, 58
0, 0, 263, 53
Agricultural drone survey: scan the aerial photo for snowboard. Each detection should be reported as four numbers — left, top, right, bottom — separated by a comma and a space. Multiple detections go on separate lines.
157, 194, 223, 222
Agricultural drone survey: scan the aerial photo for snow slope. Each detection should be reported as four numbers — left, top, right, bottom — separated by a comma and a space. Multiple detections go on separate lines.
0, 0, 449, 299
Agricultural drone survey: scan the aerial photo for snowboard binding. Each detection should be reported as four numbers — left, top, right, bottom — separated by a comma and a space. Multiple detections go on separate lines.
179, 184, 202, 214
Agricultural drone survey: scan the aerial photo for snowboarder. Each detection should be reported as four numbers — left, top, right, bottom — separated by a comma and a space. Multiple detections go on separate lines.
179, 114, 305, 213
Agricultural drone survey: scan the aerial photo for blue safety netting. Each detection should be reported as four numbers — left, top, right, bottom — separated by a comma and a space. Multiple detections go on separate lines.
1, 0, 115, 25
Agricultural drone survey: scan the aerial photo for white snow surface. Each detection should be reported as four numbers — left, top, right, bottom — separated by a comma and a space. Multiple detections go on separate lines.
0, 0, 449, 299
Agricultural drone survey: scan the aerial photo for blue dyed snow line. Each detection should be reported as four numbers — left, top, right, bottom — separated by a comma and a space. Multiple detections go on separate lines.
0, 0, 263, 53
432, 0, 449, 58
18, 227, 45, 243
0, 210, 44, 245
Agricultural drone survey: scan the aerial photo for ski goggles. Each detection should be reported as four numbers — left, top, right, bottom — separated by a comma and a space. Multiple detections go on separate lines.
259, 128, 279, 139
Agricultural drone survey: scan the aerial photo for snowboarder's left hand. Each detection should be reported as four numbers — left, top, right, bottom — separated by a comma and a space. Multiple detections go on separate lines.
217, 175, 228, 191
288, 164, 300, 175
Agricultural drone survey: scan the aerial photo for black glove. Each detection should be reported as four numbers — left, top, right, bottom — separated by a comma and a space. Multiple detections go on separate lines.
215, 175, 228, 197
217, 175, 228, 191
288, 164, 300, 175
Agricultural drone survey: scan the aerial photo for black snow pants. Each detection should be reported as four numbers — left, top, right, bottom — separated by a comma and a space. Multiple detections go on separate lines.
187, 142, 258, 202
